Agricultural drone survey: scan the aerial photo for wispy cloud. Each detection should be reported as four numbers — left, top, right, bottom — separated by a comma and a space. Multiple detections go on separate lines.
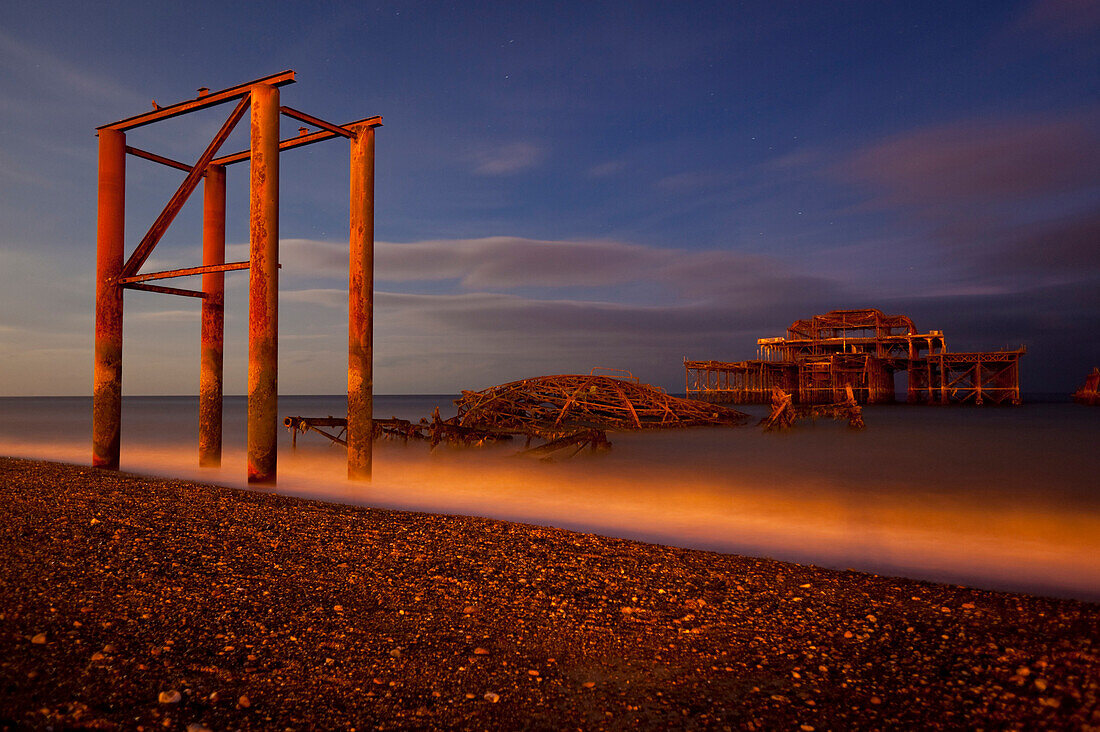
587, 160, 626, 178
841, 111, 1100, 208
1011, 0, 1100, 41
471, 141, 545, 175
0, 27, 142, 113
838, 110, 1100, 285
272, 236, 840, 303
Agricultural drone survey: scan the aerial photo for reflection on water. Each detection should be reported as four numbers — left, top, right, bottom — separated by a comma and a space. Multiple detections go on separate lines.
1, 395, 1098, 600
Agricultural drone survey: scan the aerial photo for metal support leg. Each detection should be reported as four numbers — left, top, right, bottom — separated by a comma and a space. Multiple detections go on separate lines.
200, 164, 226, 467
247, 84, 279, 484
93, 128, 126, 469
348, 124, 375, 480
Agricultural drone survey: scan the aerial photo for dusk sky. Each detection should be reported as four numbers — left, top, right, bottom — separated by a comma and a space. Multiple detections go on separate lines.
1, 0, 1097, 396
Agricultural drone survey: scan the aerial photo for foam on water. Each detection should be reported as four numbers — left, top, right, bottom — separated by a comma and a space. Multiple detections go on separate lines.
2, 395, 1098, 600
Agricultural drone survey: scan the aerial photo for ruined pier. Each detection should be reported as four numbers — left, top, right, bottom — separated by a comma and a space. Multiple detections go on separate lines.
686, 308, 1024, 406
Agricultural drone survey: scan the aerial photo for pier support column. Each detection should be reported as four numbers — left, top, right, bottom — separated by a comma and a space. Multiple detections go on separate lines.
93, 128, 126, 470
247, 84, 279, 484
200, 164, 226, 467
347, 123, 375, 480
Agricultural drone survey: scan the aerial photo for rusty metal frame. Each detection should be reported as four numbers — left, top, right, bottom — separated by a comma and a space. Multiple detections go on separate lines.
125, 146, 193, 172
98, 70, 297, 131
686, 309, 1024, 407
92, 71, 382, 484
211, 115, 382, 166
120, 94, 252, 279
118, 262, 251, 284
123, 282, 208, 299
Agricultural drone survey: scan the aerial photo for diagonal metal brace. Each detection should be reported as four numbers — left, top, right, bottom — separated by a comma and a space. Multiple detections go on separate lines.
122, 282, 208, 299
120, 94, 251, 279
280, 106, 353, 138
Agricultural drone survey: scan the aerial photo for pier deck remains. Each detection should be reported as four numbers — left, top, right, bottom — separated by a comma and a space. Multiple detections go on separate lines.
686, 308, 1024, 406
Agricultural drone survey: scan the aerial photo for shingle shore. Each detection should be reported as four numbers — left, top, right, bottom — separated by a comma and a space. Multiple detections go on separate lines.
0, 456, 1097, 730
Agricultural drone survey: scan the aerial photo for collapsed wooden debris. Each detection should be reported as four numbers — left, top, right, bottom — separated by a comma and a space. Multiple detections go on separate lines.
454, 370, 751, 437
760, 386, 865, 431
285, 369, 750, 459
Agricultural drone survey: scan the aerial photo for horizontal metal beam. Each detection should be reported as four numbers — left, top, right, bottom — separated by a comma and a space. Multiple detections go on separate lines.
99, 70, 296, 131
122, 282, 208, 299
126, 146, 193, 173
213, 115, 382, 166
280, 106, 353, 138
118, 261, 250, 284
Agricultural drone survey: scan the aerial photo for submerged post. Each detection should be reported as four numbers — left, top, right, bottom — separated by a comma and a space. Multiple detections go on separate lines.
199, 164, 226, 467
247, 84, 280, 483
347, 123, 376, 480
93, 128, 126, 469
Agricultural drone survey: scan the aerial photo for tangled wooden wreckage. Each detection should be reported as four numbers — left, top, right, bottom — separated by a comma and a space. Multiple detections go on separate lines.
287, 371, 751, 459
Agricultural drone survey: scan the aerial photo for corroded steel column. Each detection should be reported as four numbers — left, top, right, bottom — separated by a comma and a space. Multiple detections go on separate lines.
347, 124, 375, 480
199, 164, 226, 467
93, 128, 126, 469
247, 84, 279, 484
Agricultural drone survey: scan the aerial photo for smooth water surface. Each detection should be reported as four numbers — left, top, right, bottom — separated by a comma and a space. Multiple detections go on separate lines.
1, 396, 1097, 600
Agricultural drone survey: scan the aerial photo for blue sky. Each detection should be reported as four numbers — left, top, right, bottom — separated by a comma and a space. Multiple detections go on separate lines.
0, 0, 1097, 395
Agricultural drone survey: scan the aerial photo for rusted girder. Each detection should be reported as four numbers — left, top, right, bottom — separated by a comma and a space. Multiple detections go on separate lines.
122, 283, 206, 298
200, 165, 226, 468
280, 106, 353, 138
120, 94, 251, 279
125, 146, 192, 172
99, 70, 295, 131
92, 128, 126, 470
211, 115, 382, 166
117, 261, 250, 285
347, 123, 375, 481
247, 84, 280, 484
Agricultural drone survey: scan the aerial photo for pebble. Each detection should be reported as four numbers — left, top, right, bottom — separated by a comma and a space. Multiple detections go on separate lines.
158, 690, 181, 704
31, 633, 47, 644
582, 681, 596, 688
483, 692, 500, 703
238, 695, 251, 708
473, 647, 489, 655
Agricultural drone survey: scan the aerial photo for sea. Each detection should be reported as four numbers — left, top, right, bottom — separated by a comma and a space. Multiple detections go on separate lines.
1, 395, 1097, 602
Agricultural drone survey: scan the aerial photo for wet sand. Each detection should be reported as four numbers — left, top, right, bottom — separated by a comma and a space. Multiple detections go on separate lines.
0, 456, 1097, 730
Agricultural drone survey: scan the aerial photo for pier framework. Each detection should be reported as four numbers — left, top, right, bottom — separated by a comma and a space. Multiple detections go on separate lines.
686, 308, 1024, 406
92, 71, 381, 483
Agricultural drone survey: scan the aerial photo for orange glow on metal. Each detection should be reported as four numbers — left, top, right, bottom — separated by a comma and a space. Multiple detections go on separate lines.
91, 71, 382, 484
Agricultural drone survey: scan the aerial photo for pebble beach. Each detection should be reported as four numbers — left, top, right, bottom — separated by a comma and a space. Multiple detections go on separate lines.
1, 456, 1097, 730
